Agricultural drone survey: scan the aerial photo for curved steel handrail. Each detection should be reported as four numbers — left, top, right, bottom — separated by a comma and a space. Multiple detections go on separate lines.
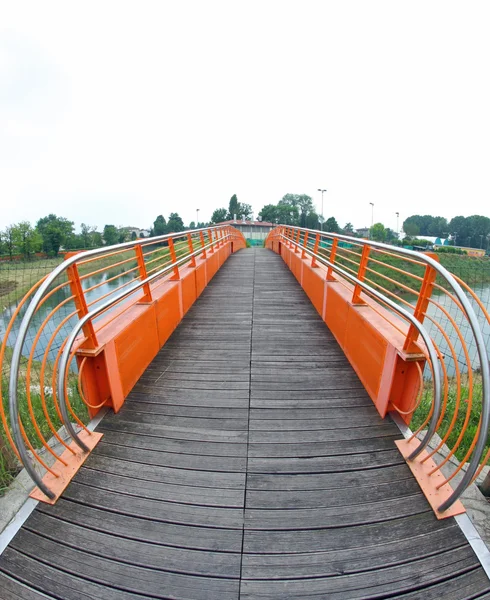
56, 236, 223, 447
7, 226, 237, 499
269, 226, 490, 511
282, 231, 442, 450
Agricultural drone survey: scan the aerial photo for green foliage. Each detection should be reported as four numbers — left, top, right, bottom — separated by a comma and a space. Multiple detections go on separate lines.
370, 222, 387, 242
167, 212, 185, 233
211, 208, 228, 223
402, 215, 448, 237
102, 224, 119, 246
12, 222, 42, 258
226, 195, 252, 221
435, 245, 465, 255
411, 374, 485, 462
36, 214, 74, 256
153, 215, 167, 236
258, 204, 279, 223
324, 217, 340, 234
343, 222, 354, 234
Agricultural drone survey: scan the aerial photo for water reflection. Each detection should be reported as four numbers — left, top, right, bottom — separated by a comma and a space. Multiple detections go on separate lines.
0, 269, 138, 361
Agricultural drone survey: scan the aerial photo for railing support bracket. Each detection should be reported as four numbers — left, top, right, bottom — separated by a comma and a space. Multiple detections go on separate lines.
30, 430, 103, 505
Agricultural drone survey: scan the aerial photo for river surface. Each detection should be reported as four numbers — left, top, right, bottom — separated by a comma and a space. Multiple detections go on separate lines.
0, 269, 138, 362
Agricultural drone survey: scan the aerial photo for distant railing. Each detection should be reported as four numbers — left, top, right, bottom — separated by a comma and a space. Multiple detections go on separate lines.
0, 225, 246, 500
266, 225, 490, 513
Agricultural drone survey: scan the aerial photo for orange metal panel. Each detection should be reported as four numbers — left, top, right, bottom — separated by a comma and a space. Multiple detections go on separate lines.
344, 307, 387, 400
30, 430, 103, 504
155, 283, 182, 346
181, 267, 197, 315
114, 305, 160, 398
290, 252, 302, 283
388, 356, 426, 423
76, 352, 111, 418
302, 263, 325, 317
195, 262, 207, 297
324, 285, 350, 347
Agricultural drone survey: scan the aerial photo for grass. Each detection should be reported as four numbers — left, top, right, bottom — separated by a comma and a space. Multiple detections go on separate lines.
411, 372, 486, 463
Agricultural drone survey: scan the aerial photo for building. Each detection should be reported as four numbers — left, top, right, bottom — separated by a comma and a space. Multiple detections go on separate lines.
221, 219, 274, 245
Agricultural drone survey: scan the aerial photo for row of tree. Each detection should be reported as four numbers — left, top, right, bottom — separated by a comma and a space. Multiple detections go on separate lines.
0, 211, 191, 259
210, 195, 252, 224
403, 214, 490, 248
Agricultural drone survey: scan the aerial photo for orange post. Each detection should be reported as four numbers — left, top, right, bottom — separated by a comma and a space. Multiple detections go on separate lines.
301, 232, 309, 259
66, 262, 98, 350
187, 233, 197, 267
327, 238, 339, 281
403, 259, 438, 352
208, 229, 214, 253
294, 229, 301, 253
167, 237, 180, 280
135, 245, 153, 302
352, 245, 371, 304
311, 234, 320, 267
200, 230, 207, 258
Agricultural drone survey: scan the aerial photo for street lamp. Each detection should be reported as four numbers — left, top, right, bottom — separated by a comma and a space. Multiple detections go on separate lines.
318, 189, 326, 230
369, 203, 374, 238
196, 208, 200, 228
396, 212, 399, 237
480, 234, 484, 249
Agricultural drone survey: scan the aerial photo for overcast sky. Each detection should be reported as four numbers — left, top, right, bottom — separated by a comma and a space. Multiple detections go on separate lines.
1, 1, 489, 234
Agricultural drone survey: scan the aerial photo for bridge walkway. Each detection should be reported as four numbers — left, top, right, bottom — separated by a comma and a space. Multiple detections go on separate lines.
0, 248, 489, 599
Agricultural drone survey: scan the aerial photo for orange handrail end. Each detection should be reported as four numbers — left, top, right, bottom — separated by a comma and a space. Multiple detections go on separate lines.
395, 437, 466, 519
29, 429, 103, 505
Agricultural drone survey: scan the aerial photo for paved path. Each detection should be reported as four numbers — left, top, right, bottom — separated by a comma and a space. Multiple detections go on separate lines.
1, 248, 489, 599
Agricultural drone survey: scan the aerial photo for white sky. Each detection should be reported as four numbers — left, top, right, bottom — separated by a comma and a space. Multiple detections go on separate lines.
1, 1, 489, 233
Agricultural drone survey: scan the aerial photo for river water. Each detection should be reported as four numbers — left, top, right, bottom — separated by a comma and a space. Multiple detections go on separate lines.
0, 269, 137, 362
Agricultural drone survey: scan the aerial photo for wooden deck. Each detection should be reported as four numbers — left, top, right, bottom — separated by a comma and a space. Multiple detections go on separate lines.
1, 248, 490, 599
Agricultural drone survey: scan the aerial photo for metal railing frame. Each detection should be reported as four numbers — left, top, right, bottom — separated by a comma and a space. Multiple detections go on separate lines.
269, 225, 490, 511
7, 226, 239, 499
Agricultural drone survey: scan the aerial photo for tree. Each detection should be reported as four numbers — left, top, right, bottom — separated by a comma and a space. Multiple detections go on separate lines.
228, 194, 240, 220
370, 222, 387, 242
258, 204, 279, 223
103, 224, 119, 246
12, 222, 42, 258
80, 223, 101, 248
188, 221, 196, 230
343, 222, 354, 235
36, 214, 74, 256
2, 226, 16, 258
131, 231, 137, 241
153, 215, 167, 236
227, 195, 252, 220
324, 217, 340, 233
276, 201, 299, 225
167, 212, 185, 233
403, 220, 419, 237
211, 208, 228, 223
63, 233, 84, 250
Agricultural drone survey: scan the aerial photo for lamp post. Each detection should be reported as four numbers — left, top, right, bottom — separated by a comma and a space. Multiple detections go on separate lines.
396, 212, 399, 238
196, 209, 200, 228
453, 232, 457, 246
318, 189, 326, 230
369, 202, 374, 237
480, 234, 484, 249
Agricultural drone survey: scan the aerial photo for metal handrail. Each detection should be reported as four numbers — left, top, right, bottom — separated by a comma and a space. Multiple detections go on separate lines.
267, 225, 490, 511
5, 225, 241, 499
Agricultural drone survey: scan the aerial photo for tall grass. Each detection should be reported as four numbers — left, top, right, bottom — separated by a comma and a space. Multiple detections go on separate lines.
411, 373, 485, 463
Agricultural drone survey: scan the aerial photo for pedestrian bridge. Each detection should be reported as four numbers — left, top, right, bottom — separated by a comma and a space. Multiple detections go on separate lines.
1, 226, 490, 598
